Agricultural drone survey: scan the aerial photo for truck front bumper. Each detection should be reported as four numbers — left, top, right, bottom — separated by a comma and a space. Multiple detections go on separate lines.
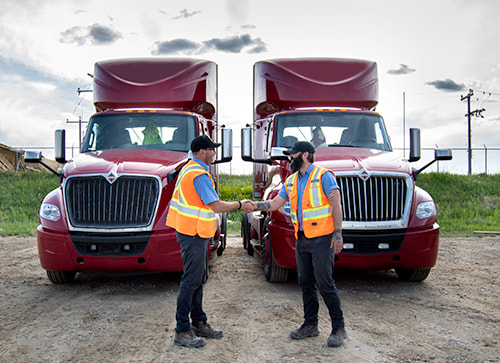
36, 225, 183, 273
269, 222, 440, 272
337, 223, 440, 271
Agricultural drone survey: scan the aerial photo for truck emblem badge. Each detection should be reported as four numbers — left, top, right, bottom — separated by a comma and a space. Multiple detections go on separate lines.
106, 172, 118, 184
358, 169, 370, 182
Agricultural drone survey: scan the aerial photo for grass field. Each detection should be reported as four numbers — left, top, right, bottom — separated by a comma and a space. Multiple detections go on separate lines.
0, 171, 498, 236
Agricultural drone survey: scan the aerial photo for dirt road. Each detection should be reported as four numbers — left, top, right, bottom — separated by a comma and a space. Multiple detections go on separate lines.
0, 235, 498, 362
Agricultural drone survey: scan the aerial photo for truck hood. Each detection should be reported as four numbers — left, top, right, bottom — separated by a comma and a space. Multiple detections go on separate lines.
62, 149, 187, 183
314, 147, 412, 175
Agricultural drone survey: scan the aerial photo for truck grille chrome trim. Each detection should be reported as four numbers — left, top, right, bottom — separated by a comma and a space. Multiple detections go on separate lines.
64, 174, 161, 229
336, 173, 412, 228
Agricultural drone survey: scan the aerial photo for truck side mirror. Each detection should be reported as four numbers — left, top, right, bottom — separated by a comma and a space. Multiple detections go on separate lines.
214, 128, 232, 164
23, 150, 62, 180
270, 147, 289, 160
409, 128, 421, 162
413, 146, 453, 180
435, 148, 452, 161
55, 129, 67, 164
241, 127, 272, 165
23, 151, 43, 163
241, 127, 253, 161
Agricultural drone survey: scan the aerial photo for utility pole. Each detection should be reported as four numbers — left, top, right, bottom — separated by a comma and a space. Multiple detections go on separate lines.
67, 85, 92, 151
403, 91, 406, 157
461, 89, 472, 175
66, 115, 88, 150
460, 89, 485, 175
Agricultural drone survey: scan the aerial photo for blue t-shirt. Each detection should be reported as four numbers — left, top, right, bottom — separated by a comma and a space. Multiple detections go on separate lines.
191, 158, 219, 205
278, 164, 338, 231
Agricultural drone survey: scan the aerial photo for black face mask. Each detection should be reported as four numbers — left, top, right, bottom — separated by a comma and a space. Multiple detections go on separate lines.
290, 153, 304, 173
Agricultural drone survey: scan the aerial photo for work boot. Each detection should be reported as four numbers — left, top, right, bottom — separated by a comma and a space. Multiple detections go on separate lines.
174, 330, 206, 348
327, 327, 347, 347
290, 324, 319, 340
192, 321, 223, 338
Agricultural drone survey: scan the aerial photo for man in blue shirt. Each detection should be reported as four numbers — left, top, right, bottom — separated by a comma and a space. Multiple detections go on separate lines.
169, 135, 253, 348
251, 141, 346, 348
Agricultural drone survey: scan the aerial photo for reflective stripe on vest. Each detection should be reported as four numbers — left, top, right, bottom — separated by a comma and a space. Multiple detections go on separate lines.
303, 167, 332, 221
285, 174, 298, 226
286, 166, 334, 239
175, 163, 215, 221
166, 160, 216, 238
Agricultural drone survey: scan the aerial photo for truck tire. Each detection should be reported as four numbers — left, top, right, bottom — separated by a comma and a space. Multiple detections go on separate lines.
217, 213, 227, 256
46, 270, 76, 284
241, 214, 253, 256
395, 268, 431, 282
264, 240, 289, 283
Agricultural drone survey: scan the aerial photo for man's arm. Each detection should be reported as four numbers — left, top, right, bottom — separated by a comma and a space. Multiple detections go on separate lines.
194, 173, 253, 214
209, 200, 254, 214
328, 188, 343, 253
254, 195, 288, 212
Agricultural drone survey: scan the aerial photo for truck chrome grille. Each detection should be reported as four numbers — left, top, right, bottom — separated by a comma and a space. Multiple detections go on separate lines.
65, 175, 159, 228
337, 175, 408, 222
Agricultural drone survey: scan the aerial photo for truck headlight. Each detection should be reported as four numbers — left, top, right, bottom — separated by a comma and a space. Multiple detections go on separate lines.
416, 201, 435, 219
40, 203, 61, 222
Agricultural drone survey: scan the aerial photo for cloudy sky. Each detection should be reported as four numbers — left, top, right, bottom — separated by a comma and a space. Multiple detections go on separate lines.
1, 0, 499, 174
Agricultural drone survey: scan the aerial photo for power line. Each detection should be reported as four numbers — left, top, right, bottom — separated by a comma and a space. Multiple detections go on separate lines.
476, 89, 500, 98
72, 82, 93, 115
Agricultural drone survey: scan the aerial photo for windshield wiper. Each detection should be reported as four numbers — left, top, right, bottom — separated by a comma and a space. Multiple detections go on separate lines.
328, 144, 354, 147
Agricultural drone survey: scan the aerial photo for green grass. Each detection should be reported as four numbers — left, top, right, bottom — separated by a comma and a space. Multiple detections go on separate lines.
218, 174, 253, 233
1, 171, 498, 237
0, 171, 60, 236
416, 172, 500, 236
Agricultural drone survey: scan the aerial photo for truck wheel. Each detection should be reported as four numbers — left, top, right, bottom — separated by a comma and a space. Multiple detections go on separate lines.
217, 213, 227, 256
264, 241, 289, 283
241, 214, 253, 256
395, 268, 431, 282
46, 270, 76, 284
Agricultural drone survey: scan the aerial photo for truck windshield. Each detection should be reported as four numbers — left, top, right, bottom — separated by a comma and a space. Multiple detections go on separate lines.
81, 113, 197, 152
274, 112, 392, 151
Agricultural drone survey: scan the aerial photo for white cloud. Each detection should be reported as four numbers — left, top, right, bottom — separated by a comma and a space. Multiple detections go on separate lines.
26, 81, 57, 93
0, 0, 499, 172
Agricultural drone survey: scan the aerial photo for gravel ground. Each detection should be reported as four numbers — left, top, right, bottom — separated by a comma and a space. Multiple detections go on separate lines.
0, 235, 498, 362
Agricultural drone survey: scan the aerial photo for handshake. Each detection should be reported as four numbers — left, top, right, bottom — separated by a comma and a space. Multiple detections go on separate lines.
239, 199, 257, 214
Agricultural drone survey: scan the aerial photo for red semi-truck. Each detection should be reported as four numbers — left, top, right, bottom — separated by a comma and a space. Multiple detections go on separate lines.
26, 58, 232, 283
241, 58, 452, 282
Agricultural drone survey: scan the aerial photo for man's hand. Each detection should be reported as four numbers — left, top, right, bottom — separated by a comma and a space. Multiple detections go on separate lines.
331, 229, 343, 254
240, 200, 256, 214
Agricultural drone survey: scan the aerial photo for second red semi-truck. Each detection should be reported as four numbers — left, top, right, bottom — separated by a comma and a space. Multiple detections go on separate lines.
26, 58, 232, 283
241, 58, 452, 282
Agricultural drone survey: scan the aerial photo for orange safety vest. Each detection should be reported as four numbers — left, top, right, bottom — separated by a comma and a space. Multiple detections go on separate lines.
285, 166, 335, 239
166, 160, 217, 238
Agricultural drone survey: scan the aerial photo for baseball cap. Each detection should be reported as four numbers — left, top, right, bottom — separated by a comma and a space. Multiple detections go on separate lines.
283, 141, 316, 155
190, 135, 221, 152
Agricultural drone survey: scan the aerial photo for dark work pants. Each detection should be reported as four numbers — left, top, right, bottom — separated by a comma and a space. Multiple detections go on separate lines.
175, 232, 208, 333
295, 232, 344, 330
